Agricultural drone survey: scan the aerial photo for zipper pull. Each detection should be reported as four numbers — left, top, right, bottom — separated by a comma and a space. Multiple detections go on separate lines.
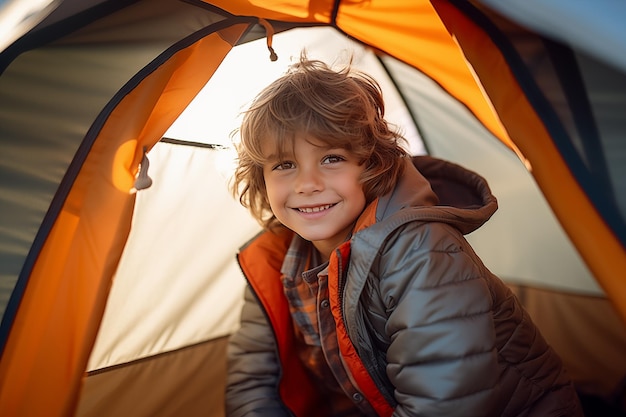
133, 146, 153, 191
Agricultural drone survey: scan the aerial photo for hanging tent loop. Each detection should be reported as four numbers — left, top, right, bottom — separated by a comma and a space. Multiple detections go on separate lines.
133, 146, 153, 192
258, 18, 278, 61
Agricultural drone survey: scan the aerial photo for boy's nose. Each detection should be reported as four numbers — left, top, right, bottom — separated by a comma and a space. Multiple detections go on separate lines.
294, 168, 323, 194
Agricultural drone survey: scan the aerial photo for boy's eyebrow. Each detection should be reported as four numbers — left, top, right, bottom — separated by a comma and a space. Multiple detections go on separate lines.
263, 152, 278, 161
263, 149, 295, 161
263, 147, 345, 161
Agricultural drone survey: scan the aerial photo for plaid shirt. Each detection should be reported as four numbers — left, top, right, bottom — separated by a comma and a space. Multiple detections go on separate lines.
281, 234, 379, 417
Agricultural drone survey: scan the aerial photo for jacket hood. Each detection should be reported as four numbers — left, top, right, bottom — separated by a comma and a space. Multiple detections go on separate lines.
373, 155, 497, 235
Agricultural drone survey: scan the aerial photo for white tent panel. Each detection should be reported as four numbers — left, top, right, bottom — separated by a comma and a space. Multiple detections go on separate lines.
87, 142, 259, 371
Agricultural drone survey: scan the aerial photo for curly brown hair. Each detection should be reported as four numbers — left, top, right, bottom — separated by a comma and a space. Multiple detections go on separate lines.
231, 54, 409, 229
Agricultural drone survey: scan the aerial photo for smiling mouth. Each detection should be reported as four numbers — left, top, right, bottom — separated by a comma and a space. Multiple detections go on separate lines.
296, 203, 335, 213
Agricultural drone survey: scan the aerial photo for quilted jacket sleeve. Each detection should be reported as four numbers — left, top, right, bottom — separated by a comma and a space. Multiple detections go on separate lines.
378, 221, 502, 417
225, 285, 291, 417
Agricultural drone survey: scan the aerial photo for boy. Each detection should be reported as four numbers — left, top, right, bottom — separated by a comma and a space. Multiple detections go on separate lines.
226, 55, 583, 417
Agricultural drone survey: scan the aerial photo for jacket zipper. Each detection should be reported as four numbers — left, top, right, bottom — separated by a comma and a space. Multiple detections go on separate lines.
334, 247, 348, 326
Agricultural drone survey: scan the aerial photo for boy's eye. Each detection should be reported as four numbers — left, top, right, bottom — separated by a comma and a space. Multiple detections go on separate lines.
322, 154, 345, 164
272, 161, 295, 170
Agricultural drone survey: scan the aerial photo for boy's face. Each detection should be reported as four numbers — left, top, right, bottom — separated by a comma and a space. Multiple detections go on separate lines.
262, 133, 366, 261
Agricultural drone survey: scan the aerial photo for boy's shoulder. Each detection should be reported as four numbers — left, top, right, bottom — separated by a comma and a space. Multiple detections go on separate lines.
352, 208, 458, 260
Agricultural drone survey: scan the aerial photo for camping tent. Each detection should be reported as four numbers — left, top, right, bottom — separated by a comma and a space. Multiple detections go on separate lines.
1, 1, 625, 416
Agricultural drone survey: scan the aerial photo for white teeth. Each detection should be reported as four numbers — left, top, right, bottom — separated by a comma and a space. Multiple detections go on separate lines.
298, 204, 332, 213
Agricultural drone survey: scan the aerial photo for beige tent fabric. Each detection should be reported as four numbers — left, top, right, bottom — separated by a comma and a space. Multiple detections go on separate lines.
508, 284, 626, 401
77, 289, 626, 417
77, 336, 229, 417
